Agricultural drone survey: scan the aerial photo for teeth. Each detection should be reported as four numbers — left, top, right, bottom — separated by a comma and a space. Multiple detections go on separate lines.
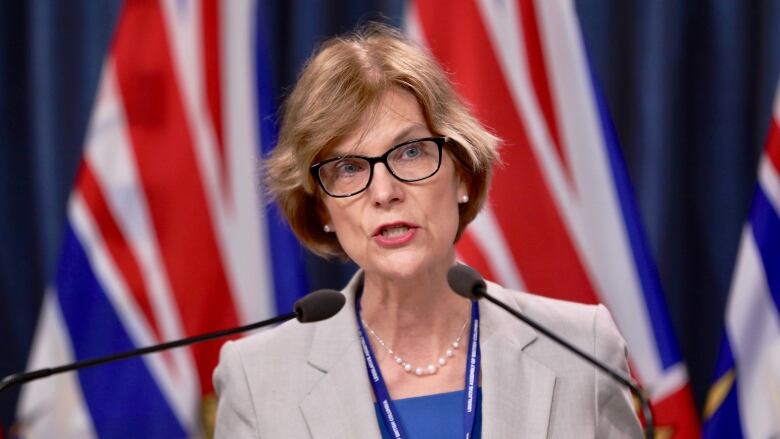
381, 225, 409, 237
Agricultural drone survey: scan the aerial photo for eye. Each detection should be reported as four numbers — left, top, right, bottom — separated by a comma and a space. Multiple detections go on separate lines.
398, 143, 423, 159
334, 159, 366, 177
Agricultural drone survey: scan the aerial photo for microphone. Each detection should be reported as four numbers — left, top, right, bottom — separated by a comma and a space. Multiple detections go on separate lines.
447, 264, 655, 439
0, 289, 345, 393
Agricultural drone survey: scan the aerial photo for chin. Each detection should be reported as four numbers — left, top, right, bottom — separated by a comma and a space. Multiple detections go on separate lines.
367, 249, 449, 281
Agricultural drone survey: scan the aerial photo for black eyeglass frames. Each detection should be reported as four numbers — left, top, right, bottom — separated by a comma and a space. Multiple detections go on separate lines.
310, 136, 449, 198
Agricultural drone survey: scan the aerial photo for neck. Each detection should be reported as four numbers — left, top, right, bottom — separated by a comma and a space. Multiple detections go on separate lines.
359, 262, 470, 359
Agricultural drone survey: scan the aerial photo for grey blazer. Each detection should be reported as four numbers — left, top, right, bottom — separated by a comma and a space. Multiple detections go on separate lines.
213, 271, 642, 438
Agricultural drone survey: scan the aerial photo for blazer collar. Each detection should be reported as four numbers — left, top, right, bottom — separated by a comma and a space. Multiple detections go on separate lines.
480, 281, 557, 439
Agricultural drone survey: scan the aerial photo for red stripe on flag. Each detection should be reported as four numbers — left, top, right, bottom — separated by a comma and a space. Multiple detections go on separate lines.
518, 0, 572, 185
112, 0, 239, 394
767, 117, 780, 173
77, 162, 163, 343
456, 231, 498, 284
416, 0, 598, 303
651, 383, 702, 438
202, 0, 228, 195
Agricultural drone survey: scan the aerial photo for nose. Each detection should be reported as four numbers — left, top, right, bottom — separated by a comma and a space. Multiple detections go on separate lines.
368, 162, 403, 207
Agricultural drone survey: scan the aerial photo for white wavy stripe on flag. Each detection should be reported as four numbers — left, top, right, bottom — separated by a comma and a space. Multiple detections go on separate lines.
220, 0, 273, 323
775, 86, 780, 116
84, 60, 199, 398
402, 1, 423, 46
761, 153, 780, 213
725, 221, 780, 439
533, 0, 666, 387
467, 207, 526, 291
67, 194, 197, 429
17, 291, 96, 438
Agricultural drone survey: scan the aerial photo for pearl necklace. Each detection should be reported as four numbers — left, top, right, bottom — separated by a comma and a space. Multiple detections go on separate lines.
360, 317, 469, 377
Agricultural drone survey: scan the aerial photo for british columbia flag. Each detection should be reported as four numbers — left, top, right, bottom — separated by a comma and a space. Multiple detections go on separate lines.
407, 0, 700, 436
14, 0, 305, 437
702, 79, 780, 438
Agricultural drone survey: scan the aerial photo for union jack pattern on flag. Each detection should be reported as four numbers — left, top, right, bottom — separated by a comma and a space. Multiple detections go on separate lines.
15, 0, 306, 437
407, 0, 700, 436
702, 79, 780, 438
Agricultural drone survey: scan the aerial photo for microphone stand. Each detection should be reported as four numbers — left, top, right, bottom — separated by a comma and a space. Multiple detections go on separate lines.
1, 288, 345, 394
0, 312, 295, 393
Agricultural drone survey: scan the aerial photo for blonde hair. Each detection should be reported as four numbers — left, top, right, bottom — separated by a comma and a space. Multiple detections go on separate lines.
265, 24, 499, 257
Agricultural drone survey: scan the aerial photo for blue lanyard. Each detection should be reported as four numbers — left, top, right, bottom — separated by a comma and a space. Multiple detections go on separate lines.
356, 297, 481, 439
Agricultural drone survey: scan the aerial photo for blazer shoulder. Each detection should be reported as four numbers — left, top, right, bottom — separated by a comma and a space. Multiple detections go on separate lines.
213, 318, 318, 401
213, 319, 326, 438
487, 281, 612, 342
222, 317, 316, 361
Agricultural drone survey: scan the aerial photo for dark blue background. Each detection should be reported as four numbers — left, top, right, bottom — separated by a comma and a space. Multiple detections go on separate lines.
2, 0, 779, 433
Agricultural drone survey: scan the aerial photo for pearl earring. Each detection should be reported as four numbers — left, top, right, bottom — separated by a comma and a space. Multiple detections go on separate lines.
459, 195, 469, 204
323, 224, 332, 233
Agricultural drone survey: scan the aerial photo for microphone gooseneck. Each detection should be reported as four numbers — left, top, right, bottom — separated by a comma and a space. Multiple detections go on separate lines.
0, 289, 344, 393
447, 264, 655, 439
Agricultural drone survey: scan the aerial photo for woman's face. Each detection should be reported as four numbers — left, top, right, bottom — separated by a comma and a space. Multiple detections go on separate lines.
320, 88, 467, 280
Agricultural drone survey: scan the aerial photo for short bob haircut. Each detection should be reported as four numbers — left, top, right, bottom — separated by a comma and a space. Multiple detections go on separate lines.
265, 24, 499, 258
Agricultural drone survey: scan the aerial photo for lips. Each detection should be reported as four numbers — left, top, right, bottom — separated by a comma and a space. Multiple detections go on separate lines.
372, 221, 419, 246
373, 222, 418, 237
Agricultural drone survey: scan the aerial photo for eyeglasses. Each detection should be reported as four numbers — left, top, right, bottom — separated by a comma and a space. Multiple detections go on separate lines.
310, 136, 448, 198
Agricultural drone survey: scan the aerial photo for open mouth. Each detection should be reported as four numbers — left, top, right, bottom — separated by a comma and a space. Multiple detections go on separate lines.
373, 222, 418, 244
380, 224, 411, 238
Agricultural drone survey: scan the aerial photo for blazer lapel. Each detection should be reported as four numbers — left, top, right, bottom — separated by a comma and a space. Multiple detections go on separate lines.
300, 272, 383, 439
480, 283, 556, 439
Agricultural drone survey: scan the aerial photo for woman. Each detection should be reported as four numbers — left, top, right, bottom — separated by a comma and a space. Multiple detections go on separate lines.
213, 25, 642, 438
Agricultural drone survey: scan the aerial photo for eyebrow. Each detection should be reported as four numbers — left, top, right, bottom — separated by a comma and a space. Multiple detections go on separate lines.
391, 125, 429, 145
329, 124, 430, 158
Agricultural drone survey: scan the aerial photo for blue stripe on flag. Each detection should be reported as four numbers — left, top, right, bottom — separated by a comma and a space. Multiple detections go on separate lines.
703, 335, 744, 438
254, 4, 309, 315
750, 186, 780, 311
711, 330, 735, 379
56, 224, 186, 438
587, 62, 682, 369
254, 4, 278, 156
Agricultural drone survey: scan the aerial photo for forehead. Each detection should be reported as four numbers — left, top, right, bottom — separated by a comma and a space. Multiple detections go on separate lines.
328, 88, 431, 156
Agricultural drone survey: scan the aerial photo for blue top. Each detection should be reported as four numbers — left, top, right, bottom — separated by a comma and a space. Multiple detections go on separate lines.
374, 388, 483, 439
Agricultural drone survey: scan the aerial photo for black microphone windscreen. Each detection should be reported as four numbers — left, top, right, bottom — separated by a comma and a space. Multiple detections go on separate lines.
294, 289, 346, 323
447, 264, 486, 300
